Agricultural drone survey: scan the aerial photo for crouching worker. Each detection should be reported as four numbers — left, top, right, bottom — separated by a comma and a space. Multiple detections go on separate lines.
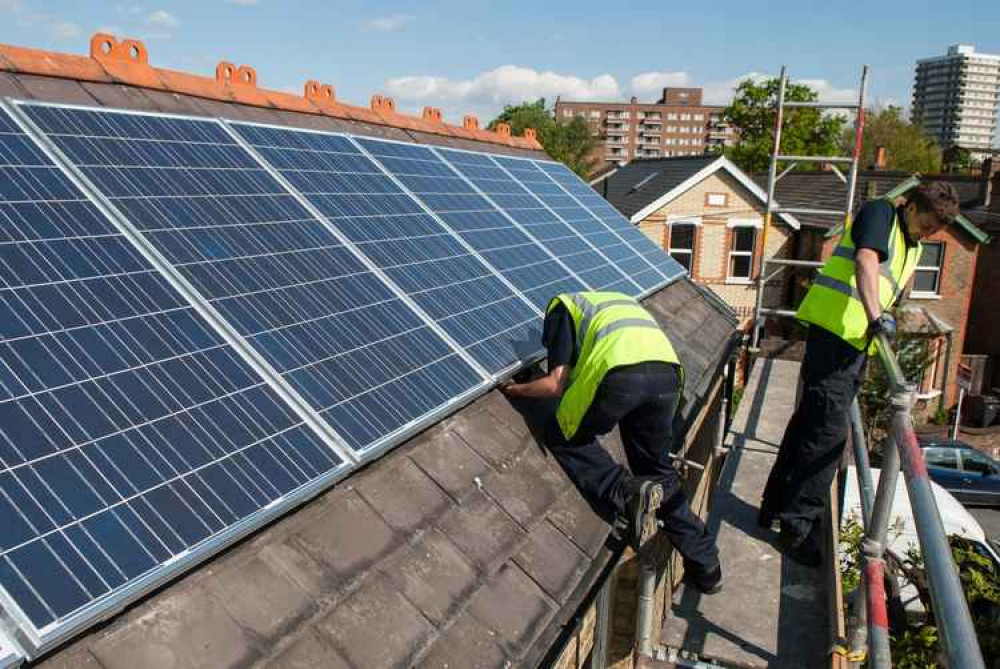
501, 292, 722, 594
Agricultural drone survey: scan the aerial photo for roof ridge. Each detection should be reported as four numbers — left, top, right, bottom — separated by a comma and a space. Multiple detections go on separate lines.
0, 33, 543, 152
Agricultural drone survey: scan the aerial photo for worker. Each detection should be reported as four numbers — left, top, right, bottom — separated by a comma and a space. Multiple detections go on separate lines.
501, 291, 722, 594
760, 182, 960, 567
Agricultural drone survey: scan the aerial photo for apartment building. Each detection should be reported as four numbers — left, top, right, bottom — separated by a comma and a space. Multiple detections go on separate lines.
554, 87, 737, 166
912, 44, 1000, 160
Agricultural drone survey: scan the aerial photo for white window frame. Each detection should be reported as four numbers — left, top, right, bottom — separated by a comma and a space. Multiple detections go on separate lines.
911, 241, 945, 298
727, 218, 760, 283
665, 215, 701, 274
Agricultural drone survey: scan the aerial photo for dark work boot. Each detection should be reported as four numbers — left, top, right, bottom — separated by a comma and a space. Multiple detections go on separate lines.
757, 505, 777, 530
684, 559, 723, 595
778, 523, 822, 568
621, 477, 664, 553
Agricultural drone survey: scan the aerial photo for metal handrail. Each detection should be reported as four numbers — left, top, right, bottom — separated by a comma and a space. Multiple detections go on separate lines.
750, 272, 986, 667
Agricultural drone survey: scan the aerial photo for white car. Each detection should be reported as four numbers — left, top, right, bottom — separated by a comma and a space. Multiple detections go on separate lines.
842, 466, 1000, 614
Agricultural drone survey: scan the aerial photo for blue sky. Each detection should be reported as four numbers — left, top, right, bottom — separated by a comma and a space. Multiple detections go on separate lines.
1, 0, 998, 143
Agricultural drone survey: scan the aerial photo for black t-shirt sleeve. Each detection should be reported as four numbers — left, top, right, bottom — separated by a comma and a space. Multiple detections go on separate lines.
542, 304, 574, 370
850, 199, 895, 263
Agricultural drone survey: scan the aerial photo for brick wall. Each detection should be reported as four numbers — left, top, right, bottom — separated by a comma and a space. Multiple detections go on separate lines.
908, 227, 978, 407
637, 171, 794, 322
966, 220, 1000, 390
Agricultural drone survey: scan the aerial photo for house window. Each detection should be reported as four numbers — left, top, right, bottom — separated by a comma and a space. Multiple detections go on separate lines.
666, 217, 699, 273
705, 192, 728, 207
913, 242, 945, 295
727, 219, 760, 281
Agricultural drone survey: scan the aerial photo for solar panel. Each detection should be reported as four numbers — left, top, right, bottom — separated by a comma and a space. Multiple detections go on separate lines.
489, 156, 646, 295
229, 123, 542, 374
352, 138, 584, 310
18, 103, 486, 455
0, 104, 345, 643
434, 147, 634, 295
535, 160, 686, 284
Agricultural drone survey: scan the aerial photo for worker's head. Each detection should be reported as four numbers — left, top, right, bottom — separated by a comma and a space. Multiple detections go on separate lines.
903, 181, 960, 240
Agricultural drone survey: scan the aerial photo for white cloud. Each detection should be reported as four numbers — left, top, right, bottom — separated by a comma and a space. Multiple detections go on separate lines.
795, 77, 858, 104
365, 13, 415, 32
701, 72, 768, 105
226, 0, 260, 5
629, 71, 691, 100
52, 20, 82, 40
146, 9, 178, 28
386, 65, 620, 112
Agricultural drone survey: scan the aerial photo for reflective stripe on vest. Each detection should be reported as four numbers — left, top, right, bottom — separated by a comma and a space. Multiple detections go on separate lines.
547, 292, 680, 439
795, 205, 921, 353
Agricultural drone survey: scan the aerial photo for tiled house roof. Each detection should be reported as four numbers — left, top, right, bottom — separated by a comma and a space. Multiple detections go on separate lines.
598, 156, 719, 218
599, 155, 799, 228
0, 33, 542, 154
756, 170, 991, 244
37, 282, 739, 669
0, 33, 741, 668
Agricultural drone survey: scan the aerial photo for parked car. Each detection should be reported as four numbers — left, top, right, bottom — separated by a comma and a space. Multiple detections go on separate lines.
917, 438, 1000, 507
844, 467, 1000, 616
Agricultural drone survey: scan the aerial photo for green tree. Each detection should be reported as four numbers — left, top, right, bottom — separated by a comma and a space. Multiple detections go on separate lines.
844, 106, 941, 173
489, 99, 597, 177
723, 77, 847, 173
943, 146, 975, 173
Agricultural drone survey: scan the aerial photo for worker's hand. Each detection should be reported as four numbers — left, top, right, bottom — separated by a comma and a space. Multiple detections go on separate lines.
498, 381, 517, 397
868, 312, 897, 344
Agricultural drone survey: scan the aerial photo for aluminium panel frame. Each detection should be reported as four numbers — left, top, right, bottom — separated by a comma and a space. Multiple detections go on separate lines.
0, 98, 367, 657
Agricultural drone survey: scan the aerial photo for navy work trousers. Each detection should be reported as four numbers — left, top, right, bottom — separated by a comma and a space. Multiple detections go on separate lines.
546, 361, 718, 568
762, 326, 867, 540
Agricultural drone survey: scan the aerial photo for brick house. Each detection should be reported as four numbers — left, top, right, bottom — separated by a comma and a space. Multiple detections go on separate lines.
766, 168, 992, 412
595, 155, 801, 323
963, 164, 1000, 391
554, 88, 738, 167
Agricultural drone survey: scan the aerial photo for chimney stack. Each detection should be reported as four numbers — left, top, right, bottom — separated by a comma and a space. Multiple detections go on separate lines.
874, 146, 888, 170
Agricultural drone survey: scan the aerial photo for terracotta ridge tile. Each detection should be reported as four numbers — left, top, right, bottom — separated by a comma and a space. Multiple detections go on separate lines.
0, 34, 543, 151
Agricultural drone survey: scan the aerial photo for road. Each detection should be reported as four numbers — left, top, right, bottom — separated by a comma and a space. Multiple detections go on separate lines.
969, 507, 1000, 544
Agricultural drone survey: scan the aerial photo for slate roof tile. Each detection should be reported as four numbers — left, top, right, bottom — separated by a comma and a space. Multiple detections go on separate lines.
417, 615, 509, 669
436, 489, 528, 574
317, 574, 435, 669
467, 563, 558, 658
377, 528, 479, 625
354, 457, 452, 533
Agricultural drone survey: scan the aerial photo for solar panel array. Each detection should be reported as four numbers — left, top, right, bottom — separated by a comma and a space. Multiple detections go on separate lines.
0, 99, 684, 657
0, 105, 344, 643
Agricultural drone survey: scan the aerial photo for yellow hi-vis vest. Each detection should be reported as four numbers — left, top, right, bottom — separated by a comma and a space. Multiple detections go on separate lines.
548, 292, 680, 439
796, 205, 921, 353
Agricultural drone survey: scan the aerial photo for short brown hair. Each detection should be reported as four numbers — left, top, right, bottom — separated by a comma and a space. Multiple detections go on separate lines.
906, 181, 960, 226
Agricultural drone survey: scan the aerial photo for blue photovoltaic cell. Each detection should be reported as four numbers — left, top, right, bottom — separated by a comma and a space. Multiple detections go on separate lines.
354, 138, 583, 310
21, 104, 483, 452
231, 124, 541, 373
435, 148, 632, 295
534, 160, 686, 286
0, 106, 342, 632
490, 156, 642, 296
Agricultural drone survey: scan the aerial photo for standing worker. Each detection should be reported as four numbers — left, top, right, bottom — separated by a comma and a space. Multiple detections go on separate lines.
502, 291, 722, 594
760, 182, 960, 566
